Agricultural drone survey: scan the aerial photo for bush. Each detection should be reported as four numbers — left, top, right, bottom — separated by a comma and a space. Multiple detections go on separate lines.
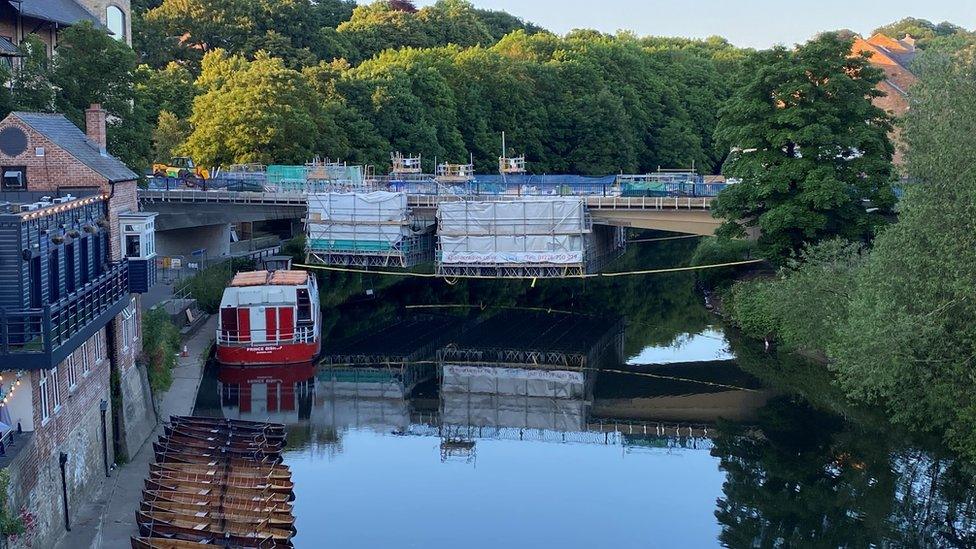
176, 258, 255, 314
141, 308, 181, 393
690, 237, 757, 287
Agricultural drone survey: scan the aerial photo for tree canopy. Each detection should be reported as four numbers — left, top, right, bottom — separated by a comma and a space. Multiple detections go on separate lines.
713, 33, 895, 260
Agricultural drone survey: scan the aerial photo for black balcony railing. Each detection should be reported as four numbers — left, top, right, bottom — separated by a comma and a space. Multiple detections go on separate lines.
0, 261, 129, 369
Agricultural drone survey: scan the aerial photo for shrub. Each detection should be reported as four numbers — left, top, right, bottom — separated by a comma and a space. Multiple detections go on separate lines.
141, 308, 181, 393
690, 237, 757, 288
176, 258, 255, 314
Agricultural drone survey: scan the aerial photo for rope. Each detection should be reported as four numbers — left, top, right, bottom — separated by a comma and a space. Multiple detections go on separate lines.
295, 259, 763, 280
627, 234, 710, 243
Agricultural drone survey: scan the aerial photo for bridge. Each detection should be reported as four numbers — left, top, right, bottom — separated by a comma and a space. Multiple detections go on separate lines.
138, 189, 721, 235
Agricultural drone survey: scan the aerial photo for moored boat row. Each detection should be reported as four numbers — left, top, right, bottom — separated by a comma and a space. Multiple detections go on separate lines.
132, 416, 295, 548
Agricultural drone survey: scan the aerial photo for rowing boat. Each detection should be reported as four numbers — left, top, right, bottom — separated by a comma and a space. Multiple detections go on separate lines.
136, 511, 294, 541
149, 470, 294, 492
170, 416, 286, 436
153, 448, 284, 467
164, 423, 287, 444
161, 433, 283, 453
153, 441, 279, 462
133, 522, 293, 548
150, 462, 292, 481
140, 501, 295, 529
130, 537, 285, 549
143, 478, 292, 504
141, 490, 293, 512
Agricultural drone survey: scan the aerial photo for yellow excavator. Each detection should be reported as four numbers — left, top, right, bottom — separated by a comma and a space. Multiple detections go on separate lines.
152, 157, 210, 186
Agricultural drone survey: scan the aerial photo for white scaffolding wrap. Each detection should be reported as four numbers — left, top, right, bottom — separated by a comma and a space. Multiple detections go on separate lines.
440, 235, 584, 264
437, 198, 587, 236
442, 365, 586, 399
307, 191, 408, 223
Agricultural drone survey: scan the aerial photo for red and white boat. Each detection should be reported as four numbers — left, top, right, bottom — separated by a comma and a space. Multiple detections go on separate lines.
216, 270, 321, 366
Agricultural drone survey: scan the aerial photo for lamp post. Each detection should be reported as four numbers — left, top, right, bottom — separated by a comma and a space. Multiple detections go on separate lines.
99, 399, 109, 477
58, 452, 69, 531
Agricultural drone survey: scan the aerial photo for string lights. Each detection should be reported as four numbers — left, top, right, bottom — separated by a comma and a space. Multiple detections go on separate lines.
0, 371, 26, 407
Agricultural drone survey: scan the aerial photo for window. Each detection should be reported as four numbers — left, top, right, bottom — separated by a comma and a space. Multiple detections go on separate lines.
82, 340, 92, 375
39, 370, 50, 422
51, 366, 62, 411
125, 234, 141, 258
106, 6, 126, 41
122, 299, 136, 350
1, 166, 25, 190
93, 330, 104, 363
66, 353, 78, 390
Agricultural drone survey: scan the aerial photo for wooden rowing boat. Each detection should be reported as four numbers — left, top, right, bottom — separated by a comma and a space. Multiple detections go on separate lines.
170, 416, 286, 436
133, 522, 293, 548
130, 537, 282, 549
164, 423, 286, 444
140, 497, 293, 519
153, 441, 278, 462
144, 479, 292, 504
136, 511, 293, 541
153, 448, 284, 467
140, 501, 295, 529
161, 433, 283, 453
141, 490, 293, 512
149, 470, 294, 493
150, 462, 292, 481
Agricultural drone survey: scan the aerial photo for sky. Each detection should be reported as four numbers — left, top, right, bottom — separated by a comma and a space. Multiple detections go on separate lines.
386, 0, 976, 49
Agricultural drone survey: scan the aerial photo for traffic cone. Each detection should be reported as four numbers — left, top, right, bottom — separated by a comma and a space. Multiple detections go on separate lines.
180, 345, 189, 358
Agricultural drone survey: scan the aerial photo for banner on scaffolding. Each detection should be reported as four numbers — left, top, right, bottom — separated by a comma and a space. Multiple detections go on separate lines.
308, 225, 411, 252
440, 234, 584, 264
437, 198, 586, 236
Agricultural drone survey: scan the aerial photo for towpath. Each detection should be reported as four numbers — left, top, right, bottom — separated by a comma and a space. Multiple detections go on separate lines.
52, 315, 217, 549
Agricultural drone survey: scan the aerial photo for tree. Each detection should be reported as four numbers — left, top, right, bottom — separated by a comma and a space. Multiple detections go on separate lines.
184, 50, 319, 166
713, 33, 895, 260
152, 110, 189, 162
10, 35, 56, 112
828, 48, 976, 461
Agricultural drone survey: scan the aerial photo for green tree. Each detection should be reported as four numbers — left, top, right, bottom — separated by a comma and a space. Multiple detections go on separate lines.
828, 48, 976, 461
184, 50, 319, 166
152, 110, 189, 162
10, 35, 55, 112
713, 33, 895, 260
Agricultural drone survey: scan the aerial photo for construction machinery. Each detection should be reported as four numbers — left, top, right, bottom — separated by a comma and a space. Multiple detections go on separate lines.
152, 157, 210, 186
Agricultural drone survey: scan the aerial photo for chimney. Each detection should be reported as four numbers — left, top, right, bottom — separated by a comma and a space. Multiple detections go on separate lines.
85, 103, 107, 154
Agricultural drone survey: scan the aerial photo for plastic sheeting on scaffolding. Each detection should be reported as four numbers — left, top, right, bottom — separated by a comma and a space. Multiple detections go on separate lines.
307, 192, 408, 223
439, 235, 584, 264
437, 198, 587, 236
308, 224, 413, 252
307, 164, 365, 186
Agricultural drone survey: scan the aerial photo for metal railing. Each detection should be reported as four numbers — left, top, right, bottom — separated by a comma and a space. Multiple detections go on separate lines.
0, 261, 129, 358
217, 325, 316, 346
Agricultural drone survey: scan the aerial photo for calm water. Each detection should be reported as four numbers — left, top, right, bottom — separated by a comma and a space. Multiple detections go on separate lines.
193, 239, 976, 548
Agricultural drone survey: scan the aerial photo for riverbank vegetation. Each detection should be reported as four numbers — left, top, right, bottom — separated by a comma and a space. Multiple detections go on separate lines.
141, 308, 181, 392
715, 46, 976, 461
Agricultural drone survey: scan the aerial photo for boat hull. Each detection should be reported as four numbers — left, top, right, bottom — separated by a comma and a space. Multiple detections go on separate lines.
216, 340, 321, 366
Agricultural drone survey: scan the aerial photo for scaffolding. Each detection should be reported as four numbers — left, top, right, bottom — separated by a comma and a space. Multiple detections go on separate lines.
435, 162, 475, 184
435, 198, 590, 278
306, 158, 369, 192
306, 191, 435, 268
391, 152, 422, 176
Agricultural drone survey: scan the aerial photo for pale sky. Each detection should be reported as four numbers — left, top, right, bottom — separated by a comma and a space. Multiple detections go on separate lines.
382, 0, 976, 49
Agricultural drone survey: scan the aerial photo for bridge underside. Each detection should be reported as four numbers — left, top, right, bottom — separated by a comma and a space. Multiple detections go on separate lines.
590, 210, 721, 236
146, 202, 306, 232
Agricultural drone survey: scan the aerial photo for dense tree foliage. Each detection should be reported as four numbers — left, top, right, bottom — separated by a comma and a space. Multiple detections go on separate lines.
872, 17, 976, 50
713, 33, 895, 260
723, 46, 976, 461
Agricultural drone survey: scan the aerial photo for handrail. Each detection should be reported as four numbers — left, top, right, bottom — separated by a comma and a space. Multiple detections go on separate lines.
216, 326, 316, 346
0, 261, 128, 356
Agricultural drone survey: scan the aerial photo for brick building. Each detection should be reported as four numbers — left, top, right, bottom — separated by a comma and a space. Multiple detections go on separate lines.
0, 105, 155, 548
851, 33, 918, 164
0, 0, 131, 64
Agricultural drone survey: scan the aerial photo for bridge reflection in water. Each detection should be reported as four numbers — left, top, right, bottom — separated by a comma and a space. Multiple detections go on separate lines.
205, 311, 772, 459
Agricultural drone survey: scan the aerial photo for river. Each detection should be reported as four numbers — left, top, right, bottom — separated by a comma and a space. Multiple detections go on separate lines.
192, 237, 976, 548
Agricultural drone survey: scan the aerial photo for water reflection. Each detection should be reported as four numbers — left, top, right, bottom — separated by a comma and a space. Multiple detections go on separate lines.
191, 238, 976, 547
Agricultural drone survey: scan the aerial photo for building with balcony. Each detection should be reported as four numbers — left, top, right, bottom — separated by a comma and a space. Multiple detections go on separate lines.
0, 105, 155, 549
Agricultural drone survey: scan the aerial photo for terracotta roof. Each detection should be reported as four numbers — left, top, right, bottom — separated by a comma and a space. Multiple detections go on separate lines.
229, 270, 309, 287
867, 33, 911, 53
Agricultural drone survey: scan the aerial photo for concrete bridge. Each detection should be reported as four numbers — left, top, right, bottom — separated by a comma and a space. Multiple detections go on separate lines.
138, 189, 722, 236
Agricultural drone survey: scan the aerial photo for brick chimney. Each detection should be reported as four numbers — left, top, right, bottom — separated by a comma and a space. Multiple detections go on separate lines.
85, 103, 107, 154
